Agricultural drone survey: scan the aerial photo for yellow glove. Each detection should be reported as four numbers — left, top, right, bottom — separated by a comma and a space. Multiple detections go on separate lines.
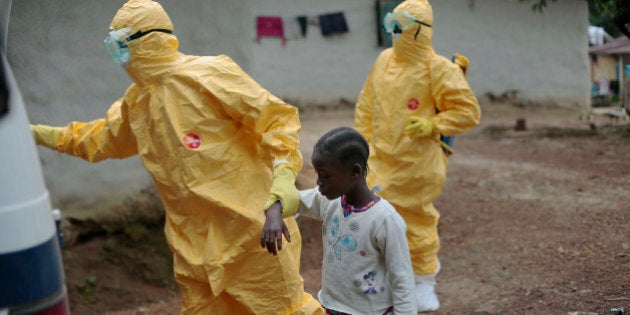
263, 162, 299, 217
405, 116, 434, 139
30, 124, 62, 149
453, 53, 469, 77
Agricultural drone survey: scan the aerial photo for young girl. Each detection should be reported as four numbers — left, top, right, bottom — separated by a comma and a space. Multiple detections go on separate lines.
297, 127, 417, 314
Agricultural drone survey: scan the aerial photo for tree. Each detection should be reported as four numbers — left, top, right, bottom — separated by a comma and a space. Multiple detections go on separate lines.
519, 0, 624, 37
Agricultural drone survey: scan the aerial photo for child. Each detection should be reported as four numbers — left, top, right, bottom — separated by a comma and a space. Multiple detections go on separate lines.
264, 127, 417, 314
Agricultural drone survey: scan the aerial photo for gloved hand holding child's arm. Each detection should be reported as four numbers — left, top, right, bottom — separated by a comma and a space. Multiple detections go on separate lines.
30, 124, 62, 149
260, 162, 299, 255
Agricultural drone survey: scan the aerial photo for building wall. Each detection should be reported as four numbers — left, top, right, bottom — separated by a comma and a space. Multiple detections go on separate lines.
591, 54, 618, 82
246, 0, 591, 108
8, 0, 590, 207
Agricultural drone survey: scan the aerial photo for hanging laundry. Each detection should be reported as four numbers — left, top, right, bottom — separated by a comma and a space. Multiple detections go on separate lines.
318, 12, 349, 36
256, 16, 286, 46
297, 15, 308, 37
284, 16, 302, 40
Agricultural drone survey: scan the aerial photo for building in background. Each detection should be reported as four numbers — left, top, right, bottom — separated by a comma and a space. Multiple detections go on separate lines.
589, 34, 630, 107
7, 0, 590, 208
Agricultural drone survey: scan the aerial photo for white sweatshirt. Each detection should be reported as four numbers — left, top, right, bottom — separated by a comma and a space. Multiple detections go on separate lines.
299, 188, 417, 315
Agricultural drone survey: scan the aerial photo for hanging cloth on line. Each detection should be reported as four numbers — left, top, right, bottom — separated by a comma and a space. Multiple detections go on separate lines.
318, 12, 349, 36
297, 15, 308, 37
256, 16, 286, 46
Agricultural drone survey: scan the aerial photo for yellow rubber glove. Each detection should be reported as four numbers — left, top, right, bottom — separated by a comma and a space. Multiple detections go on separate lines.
30, 124, 62, 149
453, 53, 469, 77
263, 162, 299, 217
405, 116, 434, 139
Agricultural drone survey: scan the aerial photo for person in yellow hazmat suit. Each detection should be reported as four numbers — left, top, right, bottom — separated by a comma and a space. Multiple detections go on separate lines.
353, 0, 481, 312
29, 0, 323, 314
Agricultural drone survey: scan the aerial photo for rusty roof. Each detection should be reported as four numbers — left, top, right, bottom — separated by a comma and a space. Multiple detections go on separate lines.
589, 36, 630, 55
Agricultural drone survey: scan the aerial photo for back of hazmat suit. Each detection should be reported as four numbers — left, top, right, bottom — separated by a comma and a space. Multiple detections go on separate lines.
353, 0, 481, 311
29, 0, 322, 314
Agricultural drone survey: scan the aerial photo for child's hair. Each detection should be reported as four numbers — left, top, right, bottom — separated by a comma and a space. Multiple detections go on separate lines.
314, 127, 370, 176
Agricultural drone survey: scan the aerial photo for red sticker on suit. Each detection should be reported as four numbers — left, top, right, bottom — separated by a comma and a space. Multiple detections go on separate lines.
182, 132, 201, 149
407, 98, 419, 110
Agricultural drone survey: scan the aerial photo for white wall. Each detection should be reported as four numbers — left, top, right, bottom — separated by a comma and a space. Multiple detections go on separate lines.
430, 0, 590, 107
246, 0, 590, 108
7, 0, 590, 207
247, 0, 383, 106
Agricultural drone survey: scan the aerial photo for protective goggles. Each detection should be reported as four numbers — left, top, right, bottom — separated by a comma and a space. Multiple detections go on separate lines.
383, 11, 432, 39
104, 28, 132, 63
104, 27, 173, 63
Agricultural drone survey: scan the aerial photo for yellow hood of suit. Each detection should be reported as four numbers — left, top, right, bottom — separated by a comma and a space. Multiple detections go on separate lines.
392, 0, 434, 62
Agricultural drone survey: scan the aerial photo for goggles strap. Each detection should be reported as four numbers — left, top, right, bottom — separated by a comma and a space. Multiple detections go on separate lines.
414, 21, 431, 40
126, 29, 173, 41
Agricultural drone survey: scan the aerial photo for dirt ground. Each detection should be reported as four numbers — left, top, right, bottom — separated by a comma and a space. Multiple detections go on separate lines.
60, 101, 629, 315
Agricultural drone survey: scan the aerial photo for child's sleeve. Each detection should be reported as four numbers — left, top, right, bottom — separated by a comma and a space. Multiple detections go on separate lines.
376, 209, 417, 314
298, 187, 326, 220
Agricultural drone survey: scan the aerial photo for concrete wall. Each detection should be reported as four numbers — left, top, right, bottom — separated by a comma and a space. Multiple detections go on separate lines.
7, 0, 590, 207
245, 0, 591, 108
430, 0, 590, 107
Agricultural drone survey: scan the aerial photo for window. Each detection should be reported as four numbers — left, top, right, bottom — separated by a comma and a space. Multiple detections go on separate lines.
376, 0, 403, 47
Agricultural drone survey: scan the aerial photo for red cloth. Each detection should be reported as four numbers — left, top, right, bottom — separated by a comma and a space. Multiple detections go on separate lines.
256, 16, 286, 46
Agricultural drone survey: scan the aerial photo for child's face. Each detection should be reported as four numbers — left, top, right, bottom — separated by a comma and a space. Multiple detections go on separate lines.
312, 151, 353, 200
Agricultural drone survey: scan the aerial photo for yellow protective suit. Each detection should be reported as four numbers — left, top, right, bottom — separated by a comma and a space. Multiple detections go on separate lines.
353, 0, 481, 275
31, 0, 323, 314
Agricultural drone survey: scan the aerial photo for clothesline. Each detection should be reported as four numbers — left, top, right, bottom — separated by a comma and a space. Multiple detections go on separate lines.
256, 11, 350, 46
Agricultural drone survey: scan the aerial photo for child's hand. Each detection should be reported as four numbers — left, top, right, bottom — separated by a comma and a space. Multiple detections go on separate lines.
261, 201, 291, 255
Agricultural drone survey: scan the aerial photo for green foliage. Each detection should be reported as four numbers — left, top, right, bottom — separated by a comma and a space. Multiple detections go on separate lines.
519, 0, 616, 15
519, 0, 623, 37
589, 0, 622, 37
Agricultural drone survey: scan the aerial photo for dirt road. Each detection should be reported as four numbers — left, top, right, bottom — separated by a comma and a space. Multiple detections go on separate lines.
65, 102, 629, 314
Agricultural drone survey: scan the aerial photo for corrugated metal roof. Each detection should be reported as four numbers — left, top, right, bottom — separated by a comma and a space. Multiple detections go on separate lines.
589, 36, 630, 55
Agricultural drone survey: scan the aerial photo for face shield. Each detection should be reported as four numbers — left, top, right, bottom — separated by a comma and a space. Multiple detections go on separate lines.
104, 27, 173, 67
104, 27, 133, 67
383, 11, 432, 40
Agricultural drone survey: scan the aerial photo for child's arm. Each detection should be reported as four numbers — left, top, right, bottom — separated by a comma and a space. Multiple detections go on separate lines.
260, 201, 290, 255
298, 187, 326, 220
377, 211, 417, 314
261, 187, 325, 255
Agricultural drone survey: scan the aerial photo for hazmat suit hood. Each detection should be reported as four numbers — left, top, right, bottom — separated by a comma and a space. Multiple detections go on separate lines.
110, 0, 182, 87
392, 0, 434, 62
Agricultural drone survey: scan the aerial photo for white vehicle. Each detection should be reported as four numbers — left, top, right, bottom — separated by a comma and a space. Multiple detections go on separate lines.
0, 0, 70, 314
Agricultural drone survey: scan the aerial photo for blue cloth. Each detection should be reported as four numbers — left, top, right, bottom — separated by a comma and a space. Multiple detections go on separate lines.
319, 12, 349, 36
